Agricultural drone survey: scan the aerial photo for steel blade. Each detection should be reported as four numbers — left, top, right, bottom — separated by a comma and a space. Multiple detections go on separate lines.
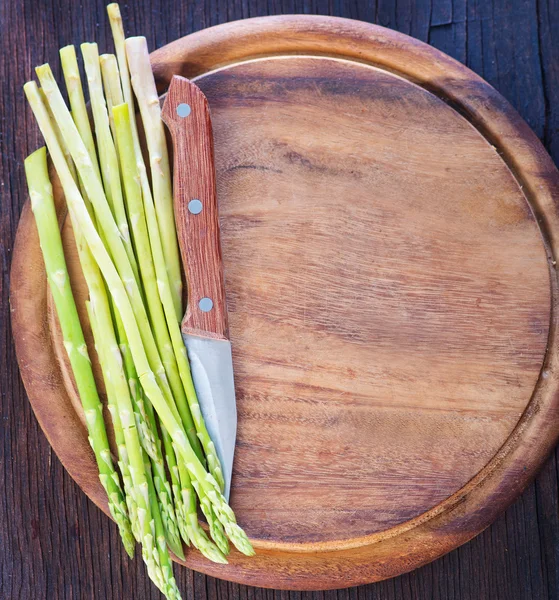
183, 334, 237, 501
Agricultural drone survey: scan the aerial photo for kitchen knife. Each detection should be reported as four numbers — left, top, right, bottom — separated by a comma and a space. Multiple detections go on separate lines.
162, 75, 236, 501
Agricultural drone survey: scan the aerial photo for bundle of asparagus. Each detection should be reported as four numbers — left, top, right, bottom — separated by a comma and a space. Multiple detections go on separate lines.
23, 4, 253, 598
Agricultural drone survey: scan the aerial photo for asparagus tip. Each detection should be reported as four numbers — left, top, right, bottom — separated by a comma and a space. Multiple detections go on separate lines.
168, 538, 185, 561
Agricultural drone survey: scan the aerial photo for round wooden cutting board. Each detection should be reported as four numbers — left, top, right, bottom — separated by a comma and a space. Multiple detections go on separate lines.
11, 15, 559, 591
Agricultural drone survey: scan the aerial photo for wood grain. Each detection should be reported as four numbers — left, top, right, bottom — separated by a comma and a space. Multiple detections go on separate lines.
202, 54, 552, 546
162, 76, 229, 340
3, 1, 559, 599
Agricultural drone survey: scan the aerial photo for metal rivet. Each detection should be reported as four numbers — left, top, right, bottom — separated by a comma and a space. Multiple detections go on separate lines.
188, 199, 203, 214
176, 103, 191, 118
199, 297, 213, 312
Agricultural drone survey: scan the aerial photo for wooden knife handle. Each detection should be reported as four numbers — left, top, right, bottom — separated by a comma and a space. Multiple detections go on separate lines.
162, 75, 228, 340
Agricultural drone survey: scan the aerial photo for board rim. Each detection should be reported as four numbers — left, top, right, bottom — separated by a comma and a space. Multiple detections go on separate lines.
11, 15, 559, 590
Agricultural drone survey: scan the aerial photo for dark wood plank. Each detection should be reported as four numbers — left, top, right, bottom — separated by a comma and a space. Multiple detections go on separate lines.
537, 0, 559, 166
2, 0, 559, 598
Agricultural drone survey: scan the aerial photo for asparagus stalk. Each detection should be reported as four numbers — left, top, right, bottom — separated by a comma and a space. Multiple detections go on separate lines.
113, 102, 225, 556
100, 53, 122, 140
39, 89, 75, 180
57, 49, 98, 223
124, 35, 182, 321
106, 8, 223, 491
158, 422, 189, 547
35, 63, 182, 428
58, 51, 144, 544
113, 103, 224, 491
114, 312, 185, 560
175, 460, 228, 563
112, 102, 203, 460
25, 79, 253, 556
81, 42, 140, 287
106, 3, 134, 132
108, 3, 182, 321
196, 487, 230, 556
62, 159, 175, 588
144, 452, 182, 600
88, 296, 179, 598
80, 49, 187, 559
59, 46, 101, 183
88, 300, 140, 543
56, 134, 178, 590
24, 146, 134, 558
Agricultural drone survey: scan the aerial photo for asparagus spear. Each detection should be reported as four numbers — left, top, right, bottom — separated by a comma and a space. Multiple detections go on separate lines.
99, 53, 122, 140
112, 102, 228, 558
24, 146, 134, 558
25, 81, 253, 557
59, 46, 102, 183
153, 417, 190, 549
35, 63, 184, 431
38, 89, 75, 181
175, 460, 228, 563
113, 102, 224, 492
125, 35, 183, 321
64, 51, 193, 554
115, 311, 185, 560
88, 300, 141, 543
59, 148, 177, 589
88, 294, 180, 598
196, 487, 230, 556
144, 452, 182, 600
52, 125, 179, 589
39, 90, 143, 547
81, 42, 140, 287
112, 102, 203, 458
108, 8, 224, 491
108, 3, 182, 322
57, 48, 98, 223
76, 48, 187, 559
58, 50, 145, 543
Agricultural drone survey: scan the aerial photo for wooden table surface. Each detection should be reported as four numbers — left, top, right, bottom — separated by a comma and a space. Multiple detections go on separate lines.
1, 0, 558, 598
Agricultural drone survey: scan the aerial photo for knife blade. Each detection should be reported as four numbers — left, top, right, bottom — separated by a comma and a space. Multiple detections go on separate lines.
162, 75, 236, 500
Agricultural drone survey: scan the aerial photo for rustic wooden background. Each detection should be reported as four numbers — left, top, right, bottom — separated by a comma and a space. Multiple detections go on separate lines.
1, 0, 558, 598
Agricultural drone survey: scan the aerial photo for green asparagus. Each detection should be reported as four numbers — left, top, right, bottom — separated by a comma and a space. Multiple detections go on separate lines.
25, 80, 254, 557
24, 146, 134, 558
